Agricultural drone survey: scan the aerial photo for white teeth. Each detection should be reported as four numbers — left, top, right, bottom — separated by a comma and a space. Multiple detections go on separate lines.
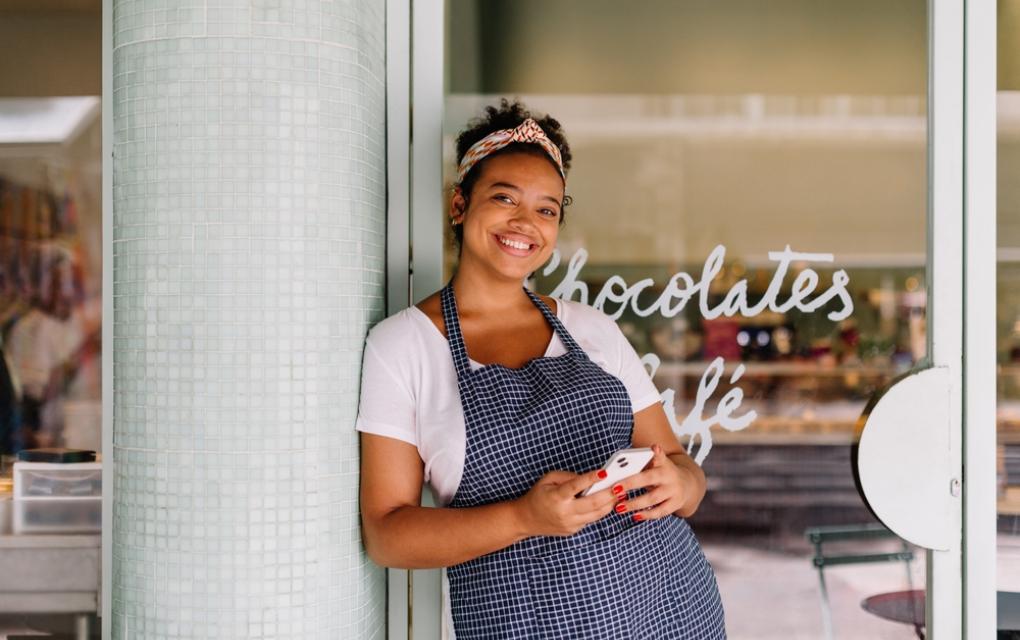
498, 236, 531, 251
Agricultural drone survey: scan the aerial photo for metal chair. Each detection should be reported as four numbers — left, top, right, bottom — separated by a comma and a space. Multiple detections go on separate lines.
805, 523, 916, 640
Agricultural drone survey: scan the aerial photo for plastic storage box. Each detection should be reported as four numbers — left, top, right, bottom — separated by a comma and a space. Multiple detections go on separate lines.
12, 461, 101, 533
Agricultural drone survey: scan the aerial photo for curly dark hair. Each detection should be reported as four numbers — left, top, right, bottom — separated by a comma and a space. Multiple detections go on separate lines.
452, 98, 573, 248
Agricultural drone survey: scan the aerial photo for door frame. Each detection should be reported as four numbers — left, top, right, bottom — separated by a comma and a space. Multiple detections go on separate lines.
384, 0, 446, 638
961, 0, 997, 637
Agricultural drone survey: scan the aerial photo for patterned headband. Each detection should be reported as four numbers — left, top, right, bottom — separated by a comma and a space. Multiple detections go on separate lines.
456, 117, 566, 184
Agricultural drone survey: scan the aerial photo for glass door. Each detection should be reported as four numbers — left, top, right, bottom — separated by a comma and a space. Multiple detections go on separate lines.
996, 0, 1020, 636
387, 0, 985, 637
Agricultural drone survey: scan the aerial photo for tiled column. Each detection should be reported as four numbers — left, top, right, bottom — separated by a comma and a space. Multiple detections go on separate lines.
111, 2, 386, 638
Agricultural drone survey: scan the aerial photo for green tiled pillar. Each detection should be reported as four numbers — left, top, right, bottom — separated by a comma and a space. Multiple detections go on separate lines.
110, 1, 387, 637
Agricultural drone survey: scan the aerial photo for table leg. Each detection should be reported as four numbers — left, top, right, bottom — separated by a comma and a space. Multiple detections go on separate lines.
75, 613, 89, 640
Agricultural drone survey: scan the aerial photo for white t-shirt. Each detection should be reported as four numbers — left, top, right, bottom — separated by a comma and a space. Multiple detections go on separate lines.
355, 296, 662, 639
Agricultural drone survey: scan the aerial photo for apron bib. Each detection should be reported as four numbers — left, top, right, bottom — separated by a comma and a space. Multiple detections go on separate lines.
441, 282, 726, 639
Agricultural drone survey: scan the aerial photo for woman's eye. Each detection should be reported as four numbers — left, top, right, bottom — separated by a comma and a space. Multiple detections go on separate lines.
494, 194, 514, 204
541, 209, 559, 218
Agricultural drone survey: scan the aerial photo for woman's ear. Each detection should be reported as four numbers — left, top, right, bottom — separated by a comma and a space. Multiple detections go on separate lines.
450, 186, 468, 225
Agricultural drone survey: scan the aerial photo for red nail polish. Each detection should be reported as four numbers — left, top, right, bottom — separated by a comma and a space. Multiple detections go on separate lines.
615, 503, 627, 513
597, 469, 608, 479
633, 514, 644, 522
616, 494, 627, 502
612, 485, 623, 494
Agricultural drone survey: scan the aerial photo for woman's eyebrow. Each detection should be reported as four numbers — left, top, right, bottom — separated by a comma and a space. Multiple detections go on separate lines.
487, 181, 561, 205
487, 180, 563, 205
488, 181, 522, 192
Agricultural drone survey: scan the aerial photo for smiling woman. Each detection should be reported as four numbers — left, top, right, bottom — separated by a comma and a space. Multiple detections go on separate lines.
451, 153, 563, 283
356, 99, 726, 639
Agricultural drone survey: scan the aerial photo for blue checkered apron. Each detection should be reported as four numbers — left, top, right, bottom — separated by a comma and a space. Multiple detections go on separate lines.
441, 282, 726, 639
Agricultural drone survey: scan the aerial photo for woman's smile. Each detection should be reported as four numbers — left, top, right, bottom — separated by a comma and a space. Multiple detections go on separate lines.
493, 232, 539, 257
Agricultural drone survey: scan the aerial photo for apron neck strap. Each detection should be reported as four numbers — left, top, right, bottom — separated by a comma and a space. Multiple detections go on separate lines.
440, 281, 474, 379
522, 288, 584, 355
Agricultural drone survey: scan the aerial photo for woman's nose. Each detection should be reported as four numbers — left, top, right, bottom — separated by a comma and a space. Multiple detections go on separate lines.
508, 206, 539, 226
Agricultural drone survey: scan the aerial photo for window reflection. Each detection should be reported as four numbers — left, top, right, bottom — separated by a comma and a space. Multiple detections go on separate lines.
0, 101, 102, 457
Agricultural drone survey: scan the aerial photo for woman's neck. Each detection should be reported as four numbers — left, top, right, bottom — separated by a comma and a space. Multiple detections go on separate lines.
449, 267, 532, 317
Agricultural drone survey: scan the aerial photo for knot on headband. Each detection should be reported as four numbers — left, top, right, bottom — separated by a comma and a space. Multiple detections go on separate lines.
456, 117, 565, 184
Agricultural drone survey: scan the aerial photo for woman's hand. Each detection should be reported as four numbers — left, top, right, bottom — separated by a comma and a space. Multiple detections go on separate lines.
610, 443, 704, 521
512, 468, 619, 537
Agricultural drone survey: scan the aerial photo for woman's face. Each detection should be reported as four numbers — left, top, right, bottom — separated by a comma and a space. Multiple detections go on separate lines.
452, 151, 565, 284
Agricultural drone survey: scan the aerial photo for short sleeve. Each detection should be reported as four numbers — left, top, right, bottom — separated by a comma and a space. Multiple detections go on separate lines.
609, 321, 663, 413
355, 336, 418, 447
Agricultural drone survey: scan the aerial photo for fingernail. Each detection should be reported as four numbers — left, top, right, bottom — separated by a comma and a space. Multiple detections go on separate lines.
597, 469, 608, 479
632, 514, 644, 522
616, 494, 627, 502
612, 484, 623, 494
615, 503, 627, 513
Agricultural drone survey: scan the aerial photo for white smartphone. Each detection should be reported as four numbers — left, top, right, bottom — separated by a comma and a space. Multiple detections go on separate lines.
580, 447, 655, 497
